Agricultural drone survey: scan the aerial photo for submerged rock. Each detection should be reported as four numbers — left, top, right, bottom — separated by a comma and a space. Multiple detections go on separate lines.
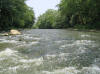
10, 29, 21, 35
1, 33, 9, 36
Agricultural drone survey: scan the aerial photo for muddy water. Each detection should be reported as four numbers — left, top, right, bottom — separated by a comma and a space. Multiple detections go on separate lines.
0, 29, 100, 74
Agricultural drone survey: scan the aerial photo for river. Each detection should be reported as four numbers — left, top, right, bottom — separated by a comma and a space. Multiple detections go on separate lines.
0, 29, 100, 74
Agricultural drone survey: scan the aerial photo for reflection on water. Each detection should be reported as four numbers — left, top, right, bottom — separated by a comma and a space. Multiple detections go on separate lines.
0, 29, 100, 74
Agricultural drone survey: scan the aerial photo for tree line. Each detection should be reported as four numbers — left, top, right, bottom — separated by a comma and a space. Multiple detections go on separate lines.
34, 0, 100, 29
0, 0, 100, 30
0, 0, 35, 31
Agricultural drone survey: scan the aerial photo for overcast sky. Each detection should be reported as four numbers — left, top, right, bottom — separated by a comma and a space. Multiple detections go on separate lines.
26, 0, 60, 18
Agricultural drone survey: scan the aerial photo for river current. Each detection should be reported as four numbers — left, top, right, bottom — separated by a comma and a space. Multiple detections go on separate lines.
0, 29, 100, 74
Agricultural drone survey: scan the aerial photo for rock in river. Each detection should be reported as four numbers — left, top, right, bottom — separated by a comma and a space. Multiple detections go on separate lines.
10, 29, 21, 35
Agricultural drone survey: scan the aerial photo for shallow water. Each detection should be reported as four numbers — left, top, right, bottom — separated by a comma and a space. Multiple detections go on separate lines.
0, 29, 100, 74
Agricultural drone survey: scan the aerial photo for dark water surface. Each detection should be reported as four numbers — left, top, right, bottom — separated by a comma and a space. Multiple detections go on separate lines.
0, 29, 100, 74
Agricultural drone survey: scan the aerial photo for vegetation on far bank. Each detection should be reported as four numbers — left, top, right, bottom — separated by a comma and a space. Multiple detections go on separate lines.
34, 0, 100, 29
0, 0, 35, 31
0, 0, 100, 31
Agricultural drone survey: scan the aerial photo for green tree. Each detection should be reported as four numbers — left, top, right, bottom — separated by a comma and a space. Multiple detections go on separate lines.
0, 0, 35, 30
53, 11, 69, 28
34, 9, 57, 29
34, 9, 70, 29
59, 0, 100, 29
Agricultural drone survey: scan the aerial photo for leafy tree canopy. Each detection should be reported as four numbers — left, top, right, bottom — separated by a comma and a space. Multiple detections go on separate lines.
59, 0, 100, 29
0, 0, 35, 30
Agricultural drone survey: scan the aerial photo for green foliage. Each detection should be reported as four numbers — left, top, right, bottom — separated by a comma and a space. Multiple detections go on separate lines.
58, 0, 100, 29
34, 9, 57, 29
53, 12, 69, 28
0, 0, 35, 30
1, 0, 99, 30
34, 9, 68, 29
35, 0, 100, 29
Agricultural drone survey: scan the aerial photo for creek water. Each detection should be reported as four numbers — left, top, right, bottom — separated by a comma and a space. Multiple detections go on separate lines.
0, 29, 100, 74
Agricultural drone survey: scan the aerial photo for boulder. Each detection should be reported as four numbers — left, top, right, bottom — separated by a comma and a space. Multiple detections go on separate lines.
0, 33, 9, 36
3, 33, 9, 36
10, 29, 21, 35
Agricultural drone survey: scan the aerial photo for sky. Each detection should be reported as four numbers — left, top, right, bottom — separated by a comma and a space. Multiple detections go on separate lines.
26, 0, 60, 18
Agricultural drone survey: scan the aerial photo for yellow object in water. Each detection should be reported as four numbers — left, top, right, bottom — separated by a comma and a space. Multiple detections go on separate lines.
10, 29, 21, 35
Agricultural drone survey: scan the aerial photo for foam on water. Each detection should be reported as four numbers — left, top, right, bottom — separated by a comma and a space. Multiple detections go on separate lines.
42, 65, 100, 74
0, 48, 44, 73
23, 34, 41, 40
60, 40, 95, 48
0, 58, 5, 61
74, 40, 94, 45
44, 53, 70, 60
31, 41, 39, 45
59, 53, 70, 57
0, 48, 18, 57
0, 30, 100, 74
80, 66, 100, 74
55, 40, 67, 43
19, 57, 43, 66
81, 34, 91, 38
0, 48, 100, 74
45, 54, 57, 59
8, 66, 20, 72
42, 67, 79, 74
0, 39, 18, 43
